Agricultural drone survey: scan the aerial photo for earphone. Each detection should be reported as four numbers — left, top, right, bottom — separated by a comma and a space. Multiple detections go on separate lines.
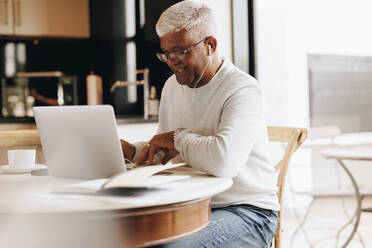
208, 45, 212, 56
192, 51, 212, 101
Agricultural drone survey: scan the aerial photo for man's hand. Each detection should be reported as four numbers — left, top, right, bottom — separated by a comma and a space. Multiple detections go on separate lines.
120, 139, 136, 161
135, 131, 179, 165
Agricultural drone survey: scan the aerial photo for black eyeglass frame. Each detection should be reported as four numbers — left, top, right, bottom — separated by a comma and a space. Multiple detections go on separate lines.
156, 37, 210, 63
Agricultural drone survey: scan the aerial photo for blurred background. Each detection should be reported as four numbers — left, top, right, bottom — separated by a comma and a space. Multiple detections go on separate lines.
1, 0, 372, 246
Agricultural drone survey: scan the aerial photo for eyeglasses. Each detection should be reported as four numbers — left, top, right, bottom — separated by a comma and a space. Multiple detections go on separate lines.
156, 37, 208, 63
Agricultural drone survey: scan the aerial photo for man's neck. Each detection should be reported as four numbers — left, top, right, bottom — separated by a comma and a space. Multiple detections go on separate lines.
189, 56, 224, 88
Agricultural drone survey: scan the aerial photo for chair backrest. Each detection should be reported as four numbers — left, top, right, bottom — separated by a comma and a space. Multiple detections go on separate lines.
0, 129, 44, 164
267, 126, 308, 248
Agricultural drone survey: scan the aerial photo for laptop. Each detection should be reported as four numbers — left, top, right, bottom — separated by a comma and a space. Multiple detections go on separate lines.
33, 105, 126, 179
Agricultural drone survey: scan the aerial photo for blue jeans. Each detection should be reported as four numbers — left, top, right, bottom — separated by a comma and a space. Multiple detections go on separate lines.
154, 204, 278, 248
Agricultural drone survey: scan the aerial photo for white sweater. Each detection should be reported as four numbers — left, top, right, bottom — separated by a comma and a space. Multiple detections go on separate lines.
136, 60, 279, 211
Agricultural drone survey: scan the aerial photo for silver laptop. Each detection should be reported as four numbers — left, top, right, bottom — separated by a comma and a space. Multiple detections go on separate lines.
33, 105, 126, 179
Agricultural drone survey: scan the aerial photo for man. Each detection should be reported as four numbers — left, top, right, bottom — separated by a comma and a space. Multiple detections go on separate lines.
120, 1, 279, 247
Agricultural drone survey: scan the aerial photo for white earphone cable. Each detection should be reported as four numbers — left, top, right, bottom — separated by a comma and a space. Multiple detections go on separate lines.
192, 55, 212, 101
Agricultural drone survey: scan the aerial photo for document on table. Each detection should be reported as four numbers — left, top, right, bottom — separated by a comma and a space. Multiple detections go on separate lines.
34, 180, 204, 207
32, 167, 233, 207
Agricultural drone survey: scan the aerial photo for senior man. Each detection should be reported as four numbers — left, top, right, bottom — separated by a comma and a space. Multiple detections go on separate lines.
120, 1, 278, 247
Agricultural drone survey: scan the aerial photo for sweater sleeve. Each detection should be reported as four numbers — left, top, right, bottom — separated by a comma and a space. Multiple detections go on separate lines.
174, 85, 265, 178
155, 78, 170, 135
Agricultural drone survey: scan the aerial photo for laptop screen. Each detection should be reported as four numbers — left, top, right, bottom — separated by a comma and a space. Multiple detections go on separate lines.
33, 105, 125, 179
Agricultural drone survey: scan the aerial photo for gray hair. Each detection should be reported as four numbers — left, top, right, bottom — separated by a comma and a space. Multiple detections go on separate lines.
155, 0, 218, 40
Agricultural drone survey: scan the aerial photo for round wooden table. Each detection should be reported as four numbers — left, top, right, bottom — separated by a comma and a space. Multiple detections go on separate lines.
0, 168, 232, 248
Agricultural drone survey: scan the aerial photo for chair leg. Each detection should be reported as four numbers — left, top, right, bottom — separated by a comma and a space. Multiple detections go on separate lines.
274, 210, 281, 248
291, 196, 366, 248
335, 196, 366, 248
354, 196, 366, 248
290, 198, 315, 248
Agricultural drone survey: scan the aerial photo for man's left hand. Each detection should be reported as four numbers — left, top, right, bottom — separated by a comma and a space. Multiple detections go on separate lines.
135, 131, 179, 165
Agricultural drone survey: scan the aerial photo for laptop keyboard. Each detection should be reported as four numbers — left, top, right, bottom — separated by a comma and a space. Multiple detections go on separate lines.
126, 162, 138, 170
125, 162, 169, 171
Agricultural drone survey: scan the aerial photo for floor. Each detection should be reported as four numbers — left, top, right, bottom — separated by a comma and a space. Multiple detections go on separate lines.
281, 195, 372, 248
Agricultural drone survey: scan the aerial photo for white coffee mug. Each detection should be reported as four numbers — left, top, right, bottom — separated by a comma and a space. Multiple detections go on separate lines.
7, 149, 36, 169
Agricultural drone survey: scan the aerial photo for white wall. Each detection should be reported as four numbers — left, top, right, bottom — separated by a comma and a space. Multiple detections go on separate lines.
256, 0, 372, 127
255, 1, 290, 126
203, 0, 232, 60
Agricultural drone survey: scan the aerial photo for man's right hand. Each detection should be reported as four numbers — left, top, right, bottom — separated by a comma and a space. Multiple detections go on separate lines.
120, 139, 136, 161
135, 131, 179, 165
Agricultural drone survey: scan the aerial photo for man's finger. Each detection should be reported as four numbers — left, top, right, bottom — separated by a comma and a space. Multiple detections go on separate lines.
161, 153, 172, 165
135, 144, 150, 165
147, 145, 158, 165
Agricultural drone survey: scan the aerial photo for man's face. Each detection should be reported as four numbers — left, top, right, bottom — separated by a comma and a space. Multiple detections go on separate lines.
159, 29, 209, 87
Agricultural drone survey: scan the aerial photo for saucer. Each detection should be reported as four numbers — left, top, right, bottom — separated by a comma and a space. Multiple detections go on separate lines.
0, 164, 47, 174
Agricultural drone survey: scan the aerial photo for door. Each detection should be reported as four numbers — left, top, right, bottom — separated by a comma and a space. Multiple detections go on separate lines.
42, 0, 90, 38
13, 0, 89, 38
12, 0, 48, 36
0, 0, 13, 34
5, 0, 89, 38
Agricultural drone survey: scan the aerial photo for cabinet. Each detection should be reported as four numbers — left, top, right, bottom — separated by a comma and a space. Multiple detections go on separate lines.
0, 0, 89, 38
0, 0, 12, 34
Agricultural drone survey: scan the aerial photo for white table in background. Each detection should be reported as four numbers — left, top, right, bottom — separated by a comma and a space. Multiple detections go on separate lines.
323, 145, 372, 248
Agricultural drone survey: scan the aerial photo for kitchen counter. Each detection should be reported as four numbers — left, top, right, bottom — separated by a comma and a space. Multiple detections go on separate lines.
115, 115, 158, 124
0, 116, 158, 132
0, 117, 35, 124
0, 115, 158, 124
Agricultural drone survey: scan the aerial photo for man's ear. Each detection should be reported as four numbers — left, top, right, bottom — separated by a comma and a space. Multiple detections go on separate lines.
207, 36, 217, 55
